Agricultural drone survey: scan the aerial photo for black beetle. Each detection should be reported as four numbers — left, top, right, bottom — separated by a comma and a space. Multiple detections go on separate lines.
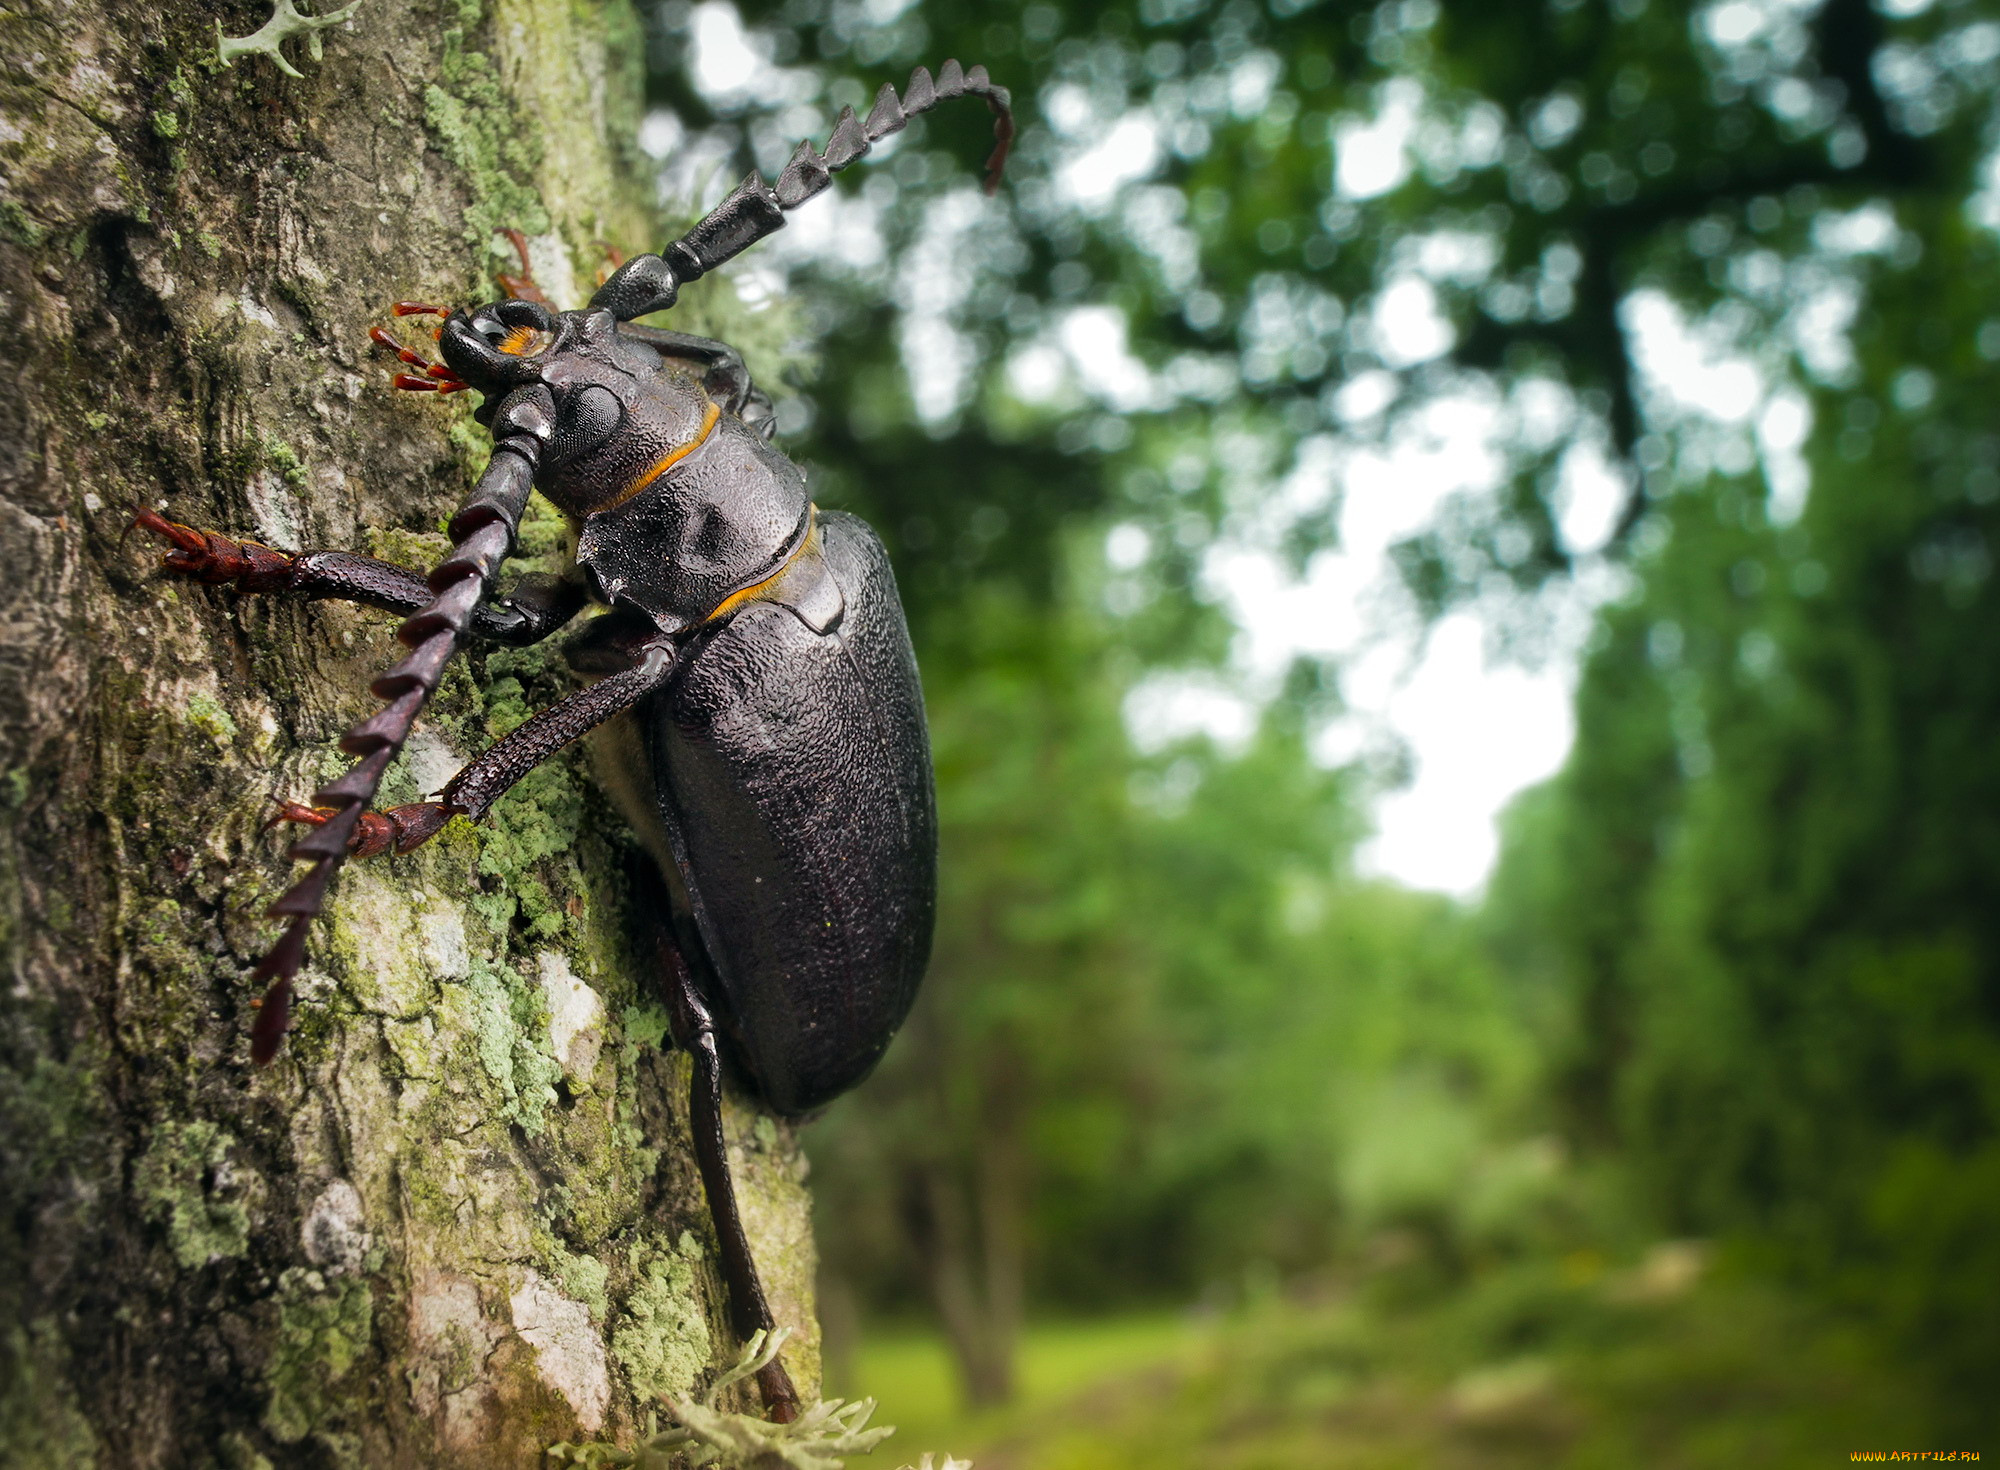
132, 61, 1013, 1420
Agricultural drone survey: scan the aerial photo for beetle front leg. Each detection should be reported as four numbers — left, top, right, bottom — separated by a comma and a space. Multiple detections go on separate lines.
244, 435, 542, 1063
269, 799, 454, 857
128, 507, 300, 591
129, 508, 589, 646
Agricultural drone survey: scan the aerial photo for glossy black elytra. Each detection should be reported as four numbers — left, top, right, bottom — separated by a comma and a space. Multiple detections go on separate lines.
130, 62, 1013, 1421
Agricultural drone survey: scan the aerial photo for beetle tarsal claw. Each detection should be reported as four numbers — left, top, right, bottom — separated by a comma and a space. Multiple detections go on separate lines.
268, 798, 456, 857
129, 509, 298, 591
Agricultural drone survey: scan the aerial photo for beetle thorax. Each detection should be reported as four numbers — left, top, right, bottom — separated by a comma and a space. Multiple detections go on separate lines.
532, 334, 719, 520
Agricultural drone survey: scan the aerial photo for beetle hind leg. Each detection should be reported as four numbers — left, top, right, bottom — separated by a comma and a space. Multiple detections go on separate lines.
635, 861, 802, 1423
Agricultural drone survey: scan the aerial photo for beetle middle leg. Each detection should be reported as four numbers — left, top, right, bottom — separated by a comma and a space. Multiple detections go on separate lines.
272, 638, 679, 853
496, 226, 552, 305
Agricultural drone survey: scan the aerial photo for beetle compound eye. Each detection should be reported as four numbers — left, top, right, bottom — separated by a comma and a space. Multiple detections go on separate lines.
496, 324, 552, 358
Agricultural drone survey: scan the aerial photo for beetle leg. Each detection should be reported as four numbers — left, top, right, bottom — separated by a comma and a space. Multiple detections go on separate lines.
496, 227, 553, 306
128, 510, 589, 646
246, 437, 540, 1064
651, 916, 803, 1424
127, 509, 300, 592
475, 575, 595, 646
591, 240, 625, 287
437, 639, 677, 818
367, 324, 470, 394
267, 639, 677, 859
269, 800, 453, 856
612, 325, 777, 440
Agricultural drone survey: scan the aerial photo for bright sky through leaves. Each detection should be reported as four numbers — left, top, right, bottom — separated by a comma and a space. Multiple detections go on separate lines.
661, 0, 1978, 895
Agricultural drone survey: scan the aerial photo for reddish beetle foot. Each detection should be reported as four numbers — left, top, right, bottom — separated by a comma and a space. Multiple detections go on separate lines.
129, 509, 298, 592
497, 227, 553, 304
591, 239, 626, 287
368, 323, 470, 395
757, 1359, 801, 1424
270, 799, 459, 857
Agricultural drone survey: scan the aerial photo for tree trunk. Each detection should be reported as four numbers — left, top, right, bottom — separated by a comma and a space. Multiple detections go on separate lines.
898, 1076, 1025, 1413
0, 1, 818, 1463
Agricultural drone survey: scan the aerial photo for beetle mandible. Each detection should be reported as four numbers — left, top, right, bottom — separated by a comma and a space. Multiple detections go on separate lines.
132, 61, 1013, 1421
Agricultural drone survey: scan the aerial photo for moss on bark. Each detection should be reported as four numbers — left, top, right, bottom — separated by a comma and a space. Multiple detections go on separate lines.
0, 1, 818, 1462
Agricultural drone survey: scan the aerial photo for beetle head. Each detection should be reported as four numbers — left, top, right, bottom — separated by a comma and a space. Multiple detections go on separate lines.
439, 298, 562, 394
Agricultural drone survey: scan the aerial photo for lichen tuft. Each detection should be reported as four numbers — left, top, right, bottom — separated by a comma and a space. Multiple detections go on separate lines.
184, 692, 239, 747
0, 1320, 100, 1465
464, 956, 564, 1133
544, 1240, 611, 1323
424, 0, 551, 248
218, 0, 364, 78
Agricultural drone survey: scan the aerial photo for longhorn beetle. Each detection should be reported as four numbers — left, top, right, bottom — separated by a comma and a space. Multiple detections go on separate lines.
132, 62, 1013, 1421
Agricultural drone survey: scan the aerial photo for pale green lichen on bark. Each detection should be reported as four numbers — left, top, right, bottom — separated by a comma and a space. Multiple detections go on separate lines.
611, 1231, 714, 1402
620, 1003, 672, 1053
184, 691, 239, 746
0, 1048, 103, 1197
263, 1268, 376, 1444
427, 0, 552, 248
254, 430, 311, 489
552, 1330, 918, 1470
219, 1430, 278, 1470
464, 955, 565, 1132
218, 0, 364, 78
541, 1234, 612, 1321
134, 1118, 252, 1270
0, 1321, 101, 1466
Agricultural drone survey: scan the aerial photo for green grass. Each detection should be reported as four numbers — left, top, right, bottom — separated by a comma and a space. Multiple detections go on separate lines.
848, 1313, 1204, 1466
841, 1258, 1982, 1470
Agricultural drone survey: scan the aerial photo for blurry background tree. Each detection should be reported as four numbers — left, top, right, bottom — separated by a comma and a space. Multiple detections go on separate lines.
630, 0, 2000, 1452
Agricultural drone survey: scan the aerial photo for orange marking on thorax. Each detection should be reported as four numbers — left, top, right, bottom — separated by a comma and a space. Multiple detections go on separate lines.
706, 508, 818, 624
595, 399, 723, 514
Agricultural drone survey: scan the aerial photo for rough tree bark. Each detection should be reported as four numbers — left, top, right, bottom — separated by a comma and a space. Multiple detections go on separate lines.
0, 1, 820, 1463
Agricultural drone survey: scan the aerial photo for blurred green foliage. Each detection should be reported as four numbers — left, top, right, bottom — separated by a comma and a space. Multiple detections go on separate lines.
639, 0, 2000, 1441
858, 1263, 1950, 1469
1485, 283, 2000, 1408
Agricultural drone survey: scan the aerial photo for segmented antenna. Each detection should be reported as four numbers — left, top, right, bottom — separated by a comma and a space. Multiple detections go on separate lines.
591, 60, 1014, 322
246, 445, 538, 1063
783, 58, 1013, 204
